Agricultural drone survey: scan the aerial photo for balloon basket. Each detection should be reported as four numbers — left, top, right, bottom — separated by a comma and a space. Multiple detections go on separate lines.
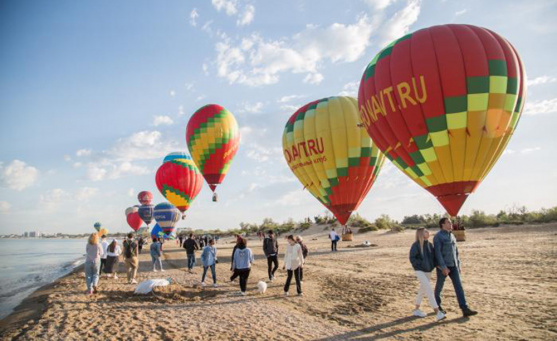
341, 233, 353, 241
212, 193, 218, 202
453, 230, 466, 242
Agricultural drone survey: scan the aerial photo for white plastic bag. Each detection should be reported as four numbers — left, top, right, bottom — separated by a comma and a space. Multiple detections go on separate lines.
134, 278, 172, 294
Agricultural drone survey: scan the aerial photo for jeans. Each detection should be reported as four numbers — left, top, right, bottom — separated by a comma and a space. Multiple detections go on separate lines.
202, 264, 216, 284
267, 255, 278, 280
85, 261, 100, 292
151, 255, 163, 270
415, 271, 438, 309
284, 267, 302, 294
435, 266, 468, 310
237, 268, 251, 292
187, 253, 196, 270
331, 240, 338, 251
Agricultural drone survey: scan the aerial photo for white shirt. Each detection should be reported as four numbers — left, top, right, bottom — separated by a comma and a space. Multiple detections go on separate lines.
107, 245, 121, 257
284, 243, 304, 270
330, 231, 339, 240
101, 240, 109, 259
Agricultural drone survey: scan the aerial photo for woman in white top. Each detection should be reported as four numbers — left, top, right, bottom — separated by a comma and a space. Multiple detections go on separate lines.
104, 239, 122, 279
283, 235, 304, 296
85, 233, 101, 295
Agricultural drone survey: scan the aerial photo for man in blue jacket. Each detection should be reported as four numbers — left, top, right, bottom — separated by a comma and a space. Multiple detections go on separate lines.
434, 217, 478, 317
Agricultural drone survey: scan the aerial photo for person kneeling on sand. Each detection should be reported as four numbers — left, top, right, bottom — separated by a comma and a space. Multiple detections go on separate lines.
104, 239, 121, 279
150, 237, 164, 272
409, 228, 445, 321
85, 233, 101, 295
201, 239, 218, 288
123, 233, 139, 284
232, 238, 254, 296
434, 218, 478, 317
283, 235, 304, 297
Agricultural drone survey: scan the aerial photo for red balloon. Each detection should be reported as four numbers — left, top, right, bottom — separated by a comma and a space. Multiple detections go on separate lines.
126, 212, 142, 231
138, 191, 153, 205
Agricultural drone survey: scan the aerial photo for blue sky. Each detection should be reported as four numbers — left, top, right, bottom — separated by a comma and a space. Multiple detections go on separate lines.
1, 0, 556, 234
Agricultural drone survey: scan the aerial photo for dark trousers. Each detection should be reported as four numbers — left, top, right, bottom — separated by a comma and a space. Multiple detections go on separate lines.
267, 255, 278, 280
435, 266, 468, 310
187, 253, 196, 270
237, 268, 251, 292
230, 269, 240, 281
331, 240, 338, 251
99, 258, 107, 275
284, 268, 302, 294
299, 267, 304, 281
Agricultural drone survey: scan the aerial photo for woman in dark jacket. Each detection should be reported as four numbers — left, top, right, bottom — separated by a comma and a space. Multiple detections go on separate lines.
409, 228, 445, 321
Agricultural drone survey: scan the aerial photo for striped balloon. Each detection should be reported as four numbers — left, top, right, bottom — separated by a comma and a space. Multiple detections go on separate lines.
93, 222, 102, 232
186, 104, 240, 193
155, 157, 203, 214
153, 203, 180, 235
282, 96, 385, 225
358, 24, 526, 216
163, 152, 190, 163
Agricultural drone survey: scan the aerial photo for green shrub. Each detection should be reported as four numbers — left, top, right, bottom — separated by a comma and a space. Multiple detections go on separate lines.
358, 225, 378, 233
374, 214, 396, 229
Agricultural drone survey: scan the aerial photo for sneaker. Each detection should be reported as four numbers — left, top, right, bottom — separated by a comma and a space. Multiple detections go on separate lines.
213, 283, 218, 288
462, 308, 478, 317
113, 275, 119, 279
201, 282, 206, 287
131, 279, 138, 284
153, 269, 158, 272
161, 269, 165, 272
435, 311, 446, 321
284, 291, 289, 297
413, 309, 427, 318
438, 306, 446, 314
297, 292, 303, 296
240, 291, 246, 296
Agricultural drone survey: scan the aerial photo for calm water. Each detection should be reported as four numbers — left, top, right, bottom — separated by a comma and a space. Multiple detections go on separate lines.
0, 239, 87, 320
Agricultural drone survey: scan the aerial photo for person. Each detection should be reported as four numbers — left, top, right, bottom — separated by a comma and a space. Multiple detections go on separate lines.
150, 237, 164, 272
283, 235, 304, 296
178, 235, 184, 247
104, 239, 121, 279
229, 235, 243, 282
99, 235, 109, 276
329, 228, 339, 252
232, 238, 254, 295
263, 230, 279, 282
85, 233, 101, 295
409, 228, 446, 321
138, 236, 145, 254
201, 239, 218, 287
183, 233, 200, 273
123, 233, 139, 284
295, 235, 308, 283
434, 218, 478, 317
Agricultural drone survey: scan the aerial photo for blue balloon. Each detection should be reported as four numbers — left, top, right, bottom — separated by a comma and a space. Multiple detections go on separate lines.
138, 204, 154, 226
163, 152, 191, 163
153, 202, 180, 235
151, 223, 163, 239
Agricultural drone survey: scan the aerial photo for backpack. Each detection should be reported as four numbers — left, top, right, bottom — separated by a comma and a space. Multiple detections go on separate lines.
124, 240, 137, 258
300, 242, 309, 258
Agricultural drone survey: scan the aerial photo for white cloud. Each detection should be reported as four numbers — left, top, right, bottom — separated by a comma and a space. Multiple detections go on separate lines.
178, 105, 185, 117
76, 149, 92, 157
303, 73, 324, 85
202, 63, 209, 75
378, 0, 421, 47
75, 187, 99, 201
527, 75, 557, 87
85, 161, 151, 182
0, 201, 11, 213
63, 155, 72, 162
455, 9, 468, 16
201, 21, 214, 35
365, 0, 395, 10
237, 101, 263, 114
237, 4, 255, 26
190, 8, 199, 27
153, 115, 174, 126
73, 162, 82, 168
503, 149, 515, 156
212, 0, 238, 16
170, 90, 176, 97
245, 145, 282, 163
275, 190, 314, 206
108, 130, 179, 161
0, 160, 39, 191
185, 83, 194, 91
40, 188, 70, 205
338, 81, 359, 97
278, 95, 306, 103
128, 188, 135, 197
196, 95, 206, 101
524, 98, 557, 115
520, 147, 541, 154
86, 165, 108, 181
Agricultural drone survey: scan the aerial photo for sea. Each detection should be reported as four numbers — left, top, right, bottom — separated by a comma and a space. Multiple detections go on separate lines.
0, 239, 87, 320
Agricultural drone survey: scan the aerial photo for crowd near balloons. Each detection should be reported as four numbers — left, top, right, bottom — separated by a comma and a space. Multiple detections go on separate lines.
87, 24, 524, 320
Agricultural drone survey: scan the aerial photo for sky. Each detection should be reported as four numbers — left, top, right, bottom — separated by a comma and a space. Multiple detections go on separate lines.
1, 0, 556, 235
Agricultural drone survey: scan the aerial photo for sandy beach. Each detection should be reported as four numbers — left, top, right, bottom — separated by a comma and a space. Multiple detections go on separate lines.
1, 223, 556, 340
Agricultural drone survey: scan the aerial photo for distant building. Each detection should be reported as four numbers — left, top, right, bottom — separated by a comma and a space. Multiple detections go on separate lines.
29, 231, 41, 238
24, 232, 29, 238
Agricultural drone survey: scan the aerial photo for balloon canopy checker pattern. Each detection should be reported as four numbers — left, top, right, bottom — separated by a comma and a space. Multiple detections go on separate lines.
186, 104, 240, 192
358, 24, 526, 216
282, 96, 385, 225
155, 156, 203, 214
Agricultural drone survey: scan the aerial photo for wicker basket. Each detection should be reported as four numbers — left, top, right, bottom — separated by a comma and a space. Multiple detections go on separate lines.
342, 233, 353, 241
453, 230, 466, 242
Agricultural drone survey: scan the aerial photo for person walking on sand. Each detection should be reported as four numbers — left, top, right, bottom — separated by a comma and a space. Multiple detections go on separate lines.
150, 237, 164, 272
329, 228, 339, 252
283, 235, 304, 296
178, 234, 184, 247
263, 230, 279, 282
183, 233, 199, 273
138, 236, 145, 254
295, 235, 308, 283
85, 233, 101, 295
123, 233, 139, 284
201, 239, 218, 288
104, 239, 121, 279
99, 235, 109, 276
434, 218, 478, 317
232, 238, 254, 296
409, 228, 446, 321
229, 235, 243, 282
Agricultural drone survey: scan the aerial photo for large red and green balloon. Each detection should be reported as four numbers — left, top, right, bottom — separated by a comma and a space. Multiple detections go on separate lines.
186, 104, 240, 193
282, 96, 385, 225
358, 24, 526, 216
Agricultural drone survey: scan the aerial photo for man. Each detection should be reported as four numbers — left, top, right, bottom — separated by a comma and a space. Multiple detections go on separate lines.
329, 228, 339, 252
99, 235, 109, 276
263, 230, 279, 281
434, 217, 478, 317
123, 233, 139, 284
183, 233, 199, 273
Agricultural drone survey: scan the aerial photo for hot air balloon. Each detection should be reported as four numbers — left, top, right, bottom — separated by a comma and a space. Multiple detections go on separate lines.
186, 104, 240, 201
151, 223, 163, 239
93, 222, 102, 232
358, 24, 526, 216
126, 212, 142, 231
156, 154, 203, 219
163, 152, 190, 163
138, 191, 153, 205
125, 206, 138, 216
138, 204, 154, 226
97, 228, 109, 237
282, 96, 385, 225
153, 202, 180, 235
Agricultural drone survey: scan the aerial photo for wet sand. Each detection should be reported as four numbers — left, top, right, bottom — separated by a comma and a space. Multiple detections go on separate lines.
1, 223, 556, 340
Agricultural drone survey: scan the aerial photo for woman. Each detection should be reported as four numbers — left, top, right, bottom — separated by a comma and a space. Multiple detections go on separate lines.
409, 228, 446, 321
150, 237, 164, 272
104, 239, 122, 279
283, 235, 304, 296
229, 235, 243, 282
85, 233, 101, 295
232, 238, 254, 295
201, 239, 218, 287
295, 235, 308, 283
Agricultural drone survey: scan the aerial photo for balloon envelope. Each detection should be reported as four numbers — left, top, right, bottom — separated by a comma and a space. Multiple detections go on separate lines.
282, 96, 385, 225
186, 104, 240, 192
97, 228, 109, 237
151, 223, 163, 239
153, 202, 180, 235
138, 204, 154, 226
137, 191, 153, 205
126, 212, 142, 231
155, 157, 203, 213
358, 24, 526, 216
163, 152, 190, 163
93, 222, 102, 232
125, 206, 138, 216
